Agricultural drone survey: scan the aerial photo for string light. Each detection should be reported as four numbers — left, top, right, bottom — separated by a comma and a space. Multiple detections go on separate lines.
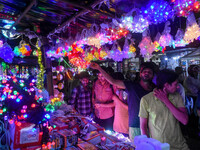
36, 41, 44, 90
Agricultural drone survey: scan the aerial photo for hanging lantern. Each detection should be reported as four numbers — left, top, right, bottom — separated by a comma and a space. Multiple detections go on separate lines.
57, 74, 63, 81
57, 83, 64, 90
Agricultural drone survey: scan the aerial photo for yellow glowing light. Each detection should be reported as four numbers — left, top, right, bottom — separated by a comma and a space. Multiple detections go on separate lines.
129, 44, 136, 53
184, 23, 200, 43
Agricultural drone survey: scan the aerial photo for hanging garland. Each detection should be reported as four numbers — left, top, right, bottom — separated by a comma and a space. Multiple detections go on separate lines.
36, 41, 45, 90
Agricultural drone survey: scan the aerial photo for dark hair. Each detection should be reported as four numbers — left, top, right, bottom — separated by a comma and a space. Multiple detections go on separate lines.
113, 72, 124, 80
140, 62, 155, 74
156, 69, 178, 89
78, 71, 90, 79
175, 67, 183, 75
188, 65, 198, 77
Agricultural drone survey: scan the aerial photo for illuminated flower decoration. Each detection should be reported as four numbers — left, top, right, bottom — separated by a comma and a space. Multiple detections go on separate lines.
172, 0, 200, 17
141, 0, 174, 24
183, 13, 200, 43
94, 51, 99, 59
84, 53, 94, 62
69, 57, 90, 69
121, 16, 134, 31
105, 27, 129, 41
129, 44, 136, 53
0, 43, 14, 63
139, 36, 155, 60
121, 15, 149, 33
14, 42, 32, 57
107, 41, 135, 61
174, 28, 189, 47
184, 23, 200, 43
100, 50, 107, 58
14, 46, 21, 56
20, 44, 32, 56
159, 21, 174, 47
153, 41, 166, 53
108, 50, 124, 61
87, 37, 101, 48
46, 50, 58, 58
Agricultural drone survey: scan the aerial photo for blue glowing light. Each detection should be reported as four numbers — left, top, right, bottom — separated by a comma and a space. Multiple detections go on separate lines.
16, 98, 20, 102
45, 114, 50, 119
141, 0, 174, 24
2, 20, 15, 24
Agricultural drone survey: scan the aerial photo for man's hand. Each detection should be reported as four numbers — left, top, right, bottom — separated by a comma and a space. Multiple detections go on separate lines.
90, 62, 100, 70
153, 88, 169, 104
95, 103, 101, 108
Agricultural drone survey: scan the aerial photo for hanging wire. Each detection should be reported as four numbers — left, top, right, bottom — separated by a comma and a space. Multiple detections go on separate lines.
63, 59, 72, 68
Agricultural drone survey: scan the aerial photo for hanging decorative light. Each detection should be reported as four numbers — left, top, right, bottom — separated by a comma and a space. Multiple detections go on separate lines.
36, 40, 45, 90
172, 0, 200, 17
141, 0, 174, 24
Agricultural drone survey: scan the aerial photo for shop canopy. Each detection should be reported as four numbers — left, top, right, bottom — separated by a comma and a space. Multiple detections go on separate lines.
181, 47, 200, 60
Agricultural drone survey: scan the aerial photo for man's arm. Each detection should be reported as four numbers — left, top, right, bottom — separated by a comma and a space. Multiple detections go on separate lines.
140, 117, 149, 137
112, 95, 128, 109
95, 102, 115, 108
154, 89, 188, 125
90, 62, 125, 89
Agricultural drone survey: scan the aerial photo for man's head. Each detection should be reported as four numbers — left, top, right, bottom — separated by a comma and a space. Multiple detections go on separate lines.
156, 69, 179, 94
78, 71, 90, 87
188, 65, 199, 79
175, 66, 183, 75
139, 62, 155, 82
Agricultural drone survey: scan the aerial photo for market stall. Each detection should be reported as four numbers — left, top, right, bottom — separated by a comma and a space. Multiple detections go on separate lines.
0, 0, 200, 149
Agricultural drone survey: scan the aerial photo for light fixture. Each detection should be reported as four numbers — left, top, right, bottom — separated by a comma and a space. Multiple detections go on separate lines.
2, 24, 20, 39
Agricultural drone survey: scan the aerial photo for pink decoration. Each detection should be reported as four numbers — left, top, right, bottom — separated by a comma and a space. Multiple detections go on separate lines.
159, 21, 174, 47
139, 36, 155, 60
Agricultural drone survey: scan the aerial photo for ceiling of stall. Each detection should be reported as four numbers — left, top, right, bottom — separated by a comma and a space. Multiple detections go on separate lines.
0, 0, 200, 49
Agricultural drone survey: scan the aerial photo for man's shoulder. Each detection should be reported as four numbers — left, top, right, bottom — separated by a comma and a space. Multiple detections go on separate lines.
73, 85, 82, 91
124, 80, 139, 87
142, 92, 154, 100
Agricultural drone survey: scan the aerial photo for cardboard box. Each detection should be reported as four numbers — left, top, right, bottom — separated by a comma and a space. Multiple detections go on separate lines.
9, 122, 42, 149
77, 139, 98, 150
57, 129, 78, 148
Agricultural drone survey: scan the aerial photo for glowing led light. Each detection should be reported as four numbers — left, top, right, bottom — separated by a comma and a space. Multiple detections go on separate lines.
17, 122, 21, 126
22, 105, 27, 109
2, 24, 20, 39
45, 114, 50, 119
23, 114, 28, 118
16, 98, 20, 102
2, 20, 15, 24
31, 103, 36, 108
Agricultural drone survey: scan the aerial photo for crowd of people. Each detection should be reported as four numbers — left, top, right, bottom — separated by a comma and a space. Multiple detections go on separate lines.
68, 62, 200, 150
